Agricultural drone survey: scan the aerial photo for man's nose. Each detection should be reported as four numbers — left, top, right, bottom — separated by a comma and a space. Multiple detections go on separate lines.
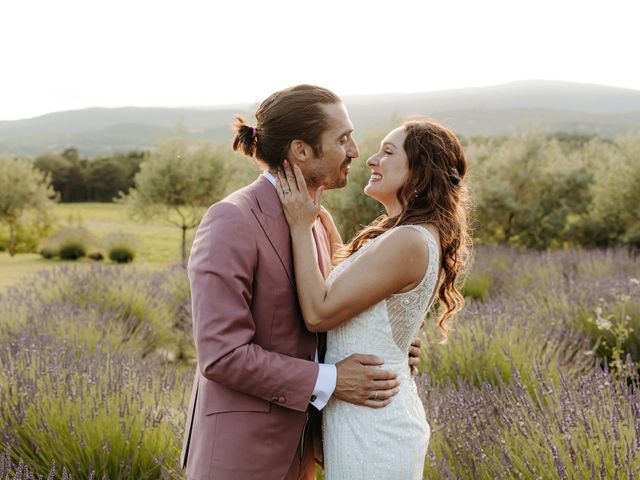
348, 138, 359, 159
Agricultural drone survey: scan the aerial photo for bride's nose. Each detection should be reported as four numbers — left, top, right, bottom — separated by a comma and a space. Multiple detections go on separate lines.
366, 154, 379, 168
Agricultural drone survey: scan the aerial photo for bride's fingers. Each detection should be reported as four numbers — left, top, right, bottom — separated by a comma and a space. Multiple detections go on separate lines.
283, 160, 298, 193
291, 162, 309, 194
277, 169, 290, 195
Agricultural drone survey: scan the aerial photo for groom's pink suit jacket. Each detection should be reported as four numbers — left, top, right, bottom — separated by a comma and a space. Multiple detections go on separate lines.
181, 175, 330, 479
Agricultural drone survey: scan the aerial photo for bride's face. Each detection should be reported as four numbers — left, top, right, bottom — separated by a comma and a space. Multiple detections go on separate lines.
364, 127, 409, 214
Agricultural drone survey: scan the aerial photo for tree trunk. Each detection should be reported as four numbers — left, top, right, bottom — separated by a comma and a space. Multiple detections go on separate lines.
8, 223, 16, 257
181, 225, 188, 267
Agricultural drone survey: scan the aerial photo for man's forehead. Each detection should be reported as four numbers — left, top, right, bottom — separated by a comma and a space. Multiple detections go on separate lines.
321, 102, 353, 132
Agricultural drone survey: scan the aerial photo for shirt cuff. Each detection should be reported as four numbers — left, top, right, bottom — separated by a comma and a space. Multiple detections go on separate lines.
310, 363, 337, 410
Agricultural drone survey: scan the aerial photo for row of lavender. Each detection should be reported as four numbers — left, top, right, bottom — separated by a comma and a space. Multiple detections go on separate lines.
1, 247, 639, 478
0, 266, 194, 479
421, 248, 640, 478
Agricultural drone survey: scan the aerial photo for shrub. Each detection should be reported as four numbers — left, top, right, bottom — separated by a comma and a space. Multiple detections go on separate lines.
109, 246, 135, 263
58, 242, 86, 260
0, 214, 54, 254
40, 226, 94, 260
88, 251, 104, 261
102, 232, 139, 264
39, 247, 56, 259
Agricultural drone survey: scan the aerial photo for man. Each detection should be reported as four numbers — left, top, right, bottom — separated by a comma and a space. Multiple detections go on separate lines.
182, 85, 420, 479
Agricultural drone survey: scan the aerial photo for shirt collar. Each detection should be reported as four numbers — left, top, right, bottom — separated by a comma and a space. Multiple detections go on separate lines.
263, 170, 277, 187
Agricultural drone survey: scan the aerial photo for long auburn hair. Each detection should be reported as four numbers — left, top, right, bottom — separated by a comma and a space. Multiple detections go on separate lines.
335, 119, 472, 339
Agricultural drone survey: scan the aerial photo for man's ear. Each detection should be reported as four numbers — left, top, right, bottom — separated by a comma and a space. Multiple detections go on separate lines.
288, 140, 313, 164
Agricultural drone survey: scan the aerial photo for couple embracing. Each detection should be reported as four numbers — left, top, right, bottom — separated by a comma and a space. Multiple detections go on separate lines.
181, 85, 471, 479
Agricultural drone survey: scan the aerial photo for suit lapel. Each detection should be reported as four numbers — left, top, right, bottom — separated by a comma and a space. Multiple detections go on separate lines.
251, 176, 296, 288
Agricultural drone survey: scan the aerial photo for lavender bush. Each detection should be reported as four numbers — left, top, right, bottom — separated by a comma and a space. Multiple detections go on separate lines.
0, 265, 193, 360
422, 361, 640, 478
420, 247, 640, 478
0, 265, 193, 478
0, 330, 190, 478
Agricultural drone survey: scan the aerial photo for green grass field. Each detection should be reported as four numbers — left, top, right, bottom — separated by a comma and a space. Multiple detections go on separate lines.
1, 203, 195, 291
53, 203, 195, 263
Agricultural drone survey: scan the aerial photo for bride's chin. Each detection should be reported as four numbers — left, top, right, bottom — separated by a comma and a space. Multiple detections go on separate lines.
363, 187, 379, 202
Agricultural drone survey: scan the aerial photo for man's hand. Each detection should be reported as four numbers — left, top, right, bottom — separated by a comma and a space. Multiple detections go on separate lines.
334, 354, 399, 408
409, 336, 422, 377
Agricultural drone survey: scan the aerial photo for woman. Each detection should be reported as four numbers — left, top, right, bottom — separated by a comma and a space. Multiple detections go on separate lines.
276, 119, 471, 479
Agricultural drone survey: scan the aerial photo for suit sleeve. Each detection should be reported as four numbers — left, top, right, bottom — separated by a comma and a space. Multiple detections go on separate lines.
188, 201, 318, 413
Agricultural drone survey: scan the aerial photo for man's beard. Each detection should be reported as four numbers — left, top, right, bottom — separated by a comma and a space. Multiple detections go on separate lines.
308, 159, 350, 191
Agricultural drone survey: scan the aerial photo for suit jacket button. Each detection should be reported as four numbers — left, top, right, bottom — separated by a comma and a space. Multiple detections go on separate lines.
271, 397, 279, 403
279, 396, 286, 404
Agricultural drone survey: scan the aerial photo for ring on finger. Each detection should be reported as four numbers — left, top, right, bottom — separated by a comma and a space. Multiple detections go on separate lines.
373, 391, 378, 400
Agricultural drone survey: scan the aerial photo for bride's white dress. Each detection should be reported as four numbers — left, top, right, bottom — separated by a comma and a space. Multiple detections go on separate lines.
322, 225, 440, 480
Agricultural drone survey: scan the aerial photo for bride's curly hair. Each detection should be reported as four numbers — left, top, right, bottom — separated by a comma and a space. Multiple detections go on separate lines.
335, 119, 472, 340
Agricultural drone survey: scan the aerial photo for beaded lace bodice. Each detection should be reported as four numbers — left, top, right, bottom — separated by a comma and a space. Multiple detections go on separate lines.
325, 224, 440, 370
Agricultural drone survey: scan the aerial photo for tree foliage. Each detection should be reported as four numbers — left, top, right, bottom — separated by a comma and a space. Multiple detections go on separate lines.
469, 132, 593, 249
585, 136, 640, 248
34, 149, 144, 202
119, 136, 239, 264
0, 155, 57, 255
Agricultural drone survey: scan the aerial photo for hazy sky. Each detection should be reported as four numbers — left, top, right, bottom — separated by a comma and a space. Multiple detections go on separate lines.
1, 0, 638, 121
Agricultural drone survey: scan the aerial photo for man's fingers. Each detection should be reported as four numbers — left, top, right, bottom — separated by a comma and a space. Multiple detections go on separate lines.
409, 346, 421, 359
352, 354, 384, 366
408, 356, 420, 367
363, 398, 392, 408
372, 379, 400, 390
375, 387, 399, 400
369, 369, 397, 381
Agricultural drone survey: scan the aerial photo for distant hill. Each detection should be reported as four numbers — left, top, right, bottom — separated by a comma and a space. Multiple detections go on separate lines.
1, 80, 639, 157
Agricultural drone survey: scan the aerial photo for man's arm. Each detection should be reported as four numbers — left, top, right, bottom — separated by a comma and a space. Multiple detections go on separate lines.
188, 202, 318, 413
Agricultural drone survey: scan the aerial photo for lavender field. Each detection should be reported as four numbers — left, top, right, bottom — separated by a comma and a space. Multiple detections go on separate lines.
1, 247, 639, 479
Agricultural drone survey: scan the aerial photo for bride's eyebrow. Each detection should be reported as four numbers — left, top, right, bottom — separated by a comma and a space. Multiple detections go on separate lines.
382, 142, 397, 149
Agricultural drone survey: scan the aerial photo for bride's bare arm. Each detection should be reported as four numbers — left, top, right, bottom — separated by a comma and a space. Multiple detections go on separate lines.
276, 163, 429, 333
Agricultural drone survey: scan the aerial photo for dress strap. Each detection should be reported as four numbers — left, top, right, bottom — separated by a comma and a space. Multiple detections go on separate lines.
394, 225, 441, 305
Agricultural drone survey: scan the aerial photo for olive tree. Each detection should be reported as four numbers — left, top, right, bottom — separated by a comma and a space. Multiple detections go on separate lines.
119, 137, 236, 264
587, 135, 640, 249
0, 156, 57, 256
470, 132, 592, 249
